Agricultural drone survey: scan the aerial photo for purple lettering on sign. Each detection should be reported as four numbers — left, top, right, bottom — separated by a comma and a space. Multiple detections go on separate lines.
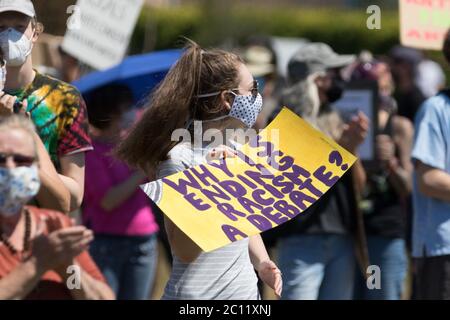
274, 200, 301, 218
272, 175, 294, 194
190, 165, 219, 186
247, 214, 273, 231
201, 185, 231, 205
237, 174, 258, 189
219, 180, 247, 198
209, 160, 234, 178
329, 150, 349, 171
184, 193, 211, 211
162, 171, 201, 195
289, 190, 317, 211
217, 203, 247, 221
298, 178, 323, 198
245, 169, 284, 199
261, 207, 289, 225
252, 189, 275, 206
237, 196, 264, 214
313, 166, 339, 187
222, 224, 247, 242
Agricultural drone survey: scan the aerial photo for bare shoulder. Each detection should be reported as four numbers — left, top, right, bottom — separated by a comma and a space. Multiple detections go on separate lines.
392, 115, 414, 139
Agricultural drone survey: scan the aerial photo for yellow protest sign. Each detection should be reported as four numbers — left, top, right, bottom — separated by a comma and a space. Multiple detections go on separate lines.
399, 0, 450, 50
142, 108, 357, 252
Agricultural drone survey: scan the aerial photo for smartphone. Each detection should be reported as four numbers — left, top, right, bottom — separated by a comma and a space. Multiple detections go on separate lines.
13, 100, 23, 114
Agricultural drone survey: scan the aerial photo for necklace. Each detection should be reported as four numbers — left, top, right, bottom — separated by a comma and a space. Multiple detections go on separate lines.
0, 208, 31, 258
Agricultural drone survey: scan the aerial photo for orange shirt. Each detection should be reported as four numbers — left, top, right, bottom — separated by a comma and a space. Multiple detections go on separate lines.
0, 207, 106, 300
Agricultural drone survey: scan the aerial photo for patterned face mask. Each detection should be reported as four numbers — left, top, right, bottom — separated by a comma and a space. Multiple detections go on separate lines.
195, 82, 264, 128
228, 92, 263, 128
0, 165, 40, 217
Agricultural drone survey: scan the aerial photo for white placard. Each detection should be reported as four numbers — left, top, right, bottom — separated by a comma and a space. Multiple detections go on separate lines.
62, 0, 144, 70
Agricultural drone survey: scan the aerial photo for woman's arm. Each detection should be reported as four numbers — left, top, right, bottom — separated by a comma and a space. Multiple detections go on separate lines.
248, 235, 282, 298
0, 256, 46, 300
248, 234, 270, 269
388, 117, 414, 197
100, 171, 146, 212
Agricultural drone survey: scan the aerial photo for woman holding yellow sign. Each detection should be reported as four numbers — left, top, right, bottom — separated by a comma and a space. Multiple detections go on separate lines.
117, 40, 282, 300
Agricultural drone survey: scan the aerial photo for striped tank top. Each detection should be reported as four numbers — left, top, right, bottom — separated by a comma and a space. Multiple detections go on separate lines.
157, 142, 260, 300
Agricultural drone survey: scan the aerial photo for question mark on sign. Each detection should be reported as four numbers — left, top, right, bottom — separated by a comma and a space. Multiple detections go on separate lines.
329, 151, 349, 171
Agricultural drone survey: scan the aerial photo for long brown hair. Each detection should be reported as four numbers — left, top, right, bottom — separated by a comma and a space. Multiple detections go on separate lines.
115, 40, 243, 171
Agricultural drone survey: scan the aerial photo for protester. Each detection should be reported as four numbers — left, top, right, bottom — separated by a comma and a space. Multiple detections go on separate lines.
389, 45, 426, 124
0, 0, 92, 213
274, 42, 369, 300
83, 84, 159, 300
0, 115, 114, 300
411, 29, 450, 300
351, 58, 414, 300
116, 40, 282, 300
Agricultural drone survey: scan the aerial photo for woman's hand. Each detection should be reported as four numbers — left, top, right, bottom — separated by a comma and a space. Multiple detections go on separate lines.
257, 260, 283, 299
206, 145, 237, 162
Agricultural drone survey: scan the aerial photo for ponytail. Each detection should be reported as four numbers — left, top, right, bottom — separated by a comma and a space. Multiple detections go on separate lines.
116, 40, 242, 172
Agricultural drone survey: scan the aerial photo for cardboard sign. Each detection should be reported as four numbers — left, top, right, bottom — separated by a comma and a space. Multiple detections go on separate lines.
399, 0, 450, 50
141, 108, 357, 252
62, 0, 144, 70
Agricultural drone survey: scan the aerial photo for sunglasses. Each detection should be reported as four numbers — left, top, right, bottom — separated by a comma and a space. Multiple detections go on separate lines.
230, 80, 259, 98
0, 153, 36, 167
196, 80, 260, 99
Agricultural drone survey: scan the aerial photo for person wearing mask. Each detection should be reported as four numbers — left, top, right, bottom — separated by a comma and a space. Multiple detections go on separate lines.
389, 45, 426, 124
351, 59, 414, 300
116, 41, 282, 300
0, 0, 92, 213
411, 29, 450, 300
83, 84, 159, 300
0, 115, 114, 300
0, 48, 69, 216
273, 42, 369, 300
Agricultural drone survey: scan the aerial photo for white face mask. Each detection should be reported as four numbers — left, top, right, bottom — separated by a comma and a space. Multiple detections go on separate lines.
0, 28, 33, 67
0, 165, 40, 217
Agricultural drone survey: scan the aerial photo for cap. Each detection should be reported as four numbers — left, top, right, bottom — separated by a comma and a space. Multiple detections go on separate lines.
243, 45, 275, 78
288, 42, 356, 82
0, 0, 36, 18
389, 45, 423, 65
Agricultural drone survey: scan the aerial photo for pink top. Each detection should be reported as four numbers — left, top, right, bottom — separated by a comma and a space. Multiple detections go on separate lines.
83, 140, 159, 236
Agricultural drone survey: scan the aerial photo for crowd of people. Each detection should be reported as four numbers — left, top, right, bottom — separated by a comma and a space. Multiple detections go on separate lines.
0, 0, 449, 300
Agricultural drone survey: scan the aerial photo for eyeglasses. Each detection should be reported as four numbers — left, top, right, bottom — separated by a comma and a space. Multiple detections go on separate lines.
196, 80, 260, 99
230, 80, 259, 98
0, 153, 36, 167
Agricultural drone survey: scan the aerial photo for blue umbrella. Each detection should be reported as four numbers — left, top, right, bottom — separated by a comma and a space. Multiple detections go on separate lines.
73, 49, 182, 105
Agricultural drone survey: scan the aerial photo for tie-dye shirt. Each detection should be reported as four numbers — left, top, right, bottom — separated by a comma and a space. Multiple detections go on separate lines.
7, 71, 92, 169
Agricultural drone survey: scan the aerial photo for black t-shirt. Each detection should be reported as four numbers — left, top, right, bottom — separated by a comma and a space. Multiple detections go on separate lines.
263, 170, 357, 244
361, 114, 406, 239
395, 86, 426, 123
